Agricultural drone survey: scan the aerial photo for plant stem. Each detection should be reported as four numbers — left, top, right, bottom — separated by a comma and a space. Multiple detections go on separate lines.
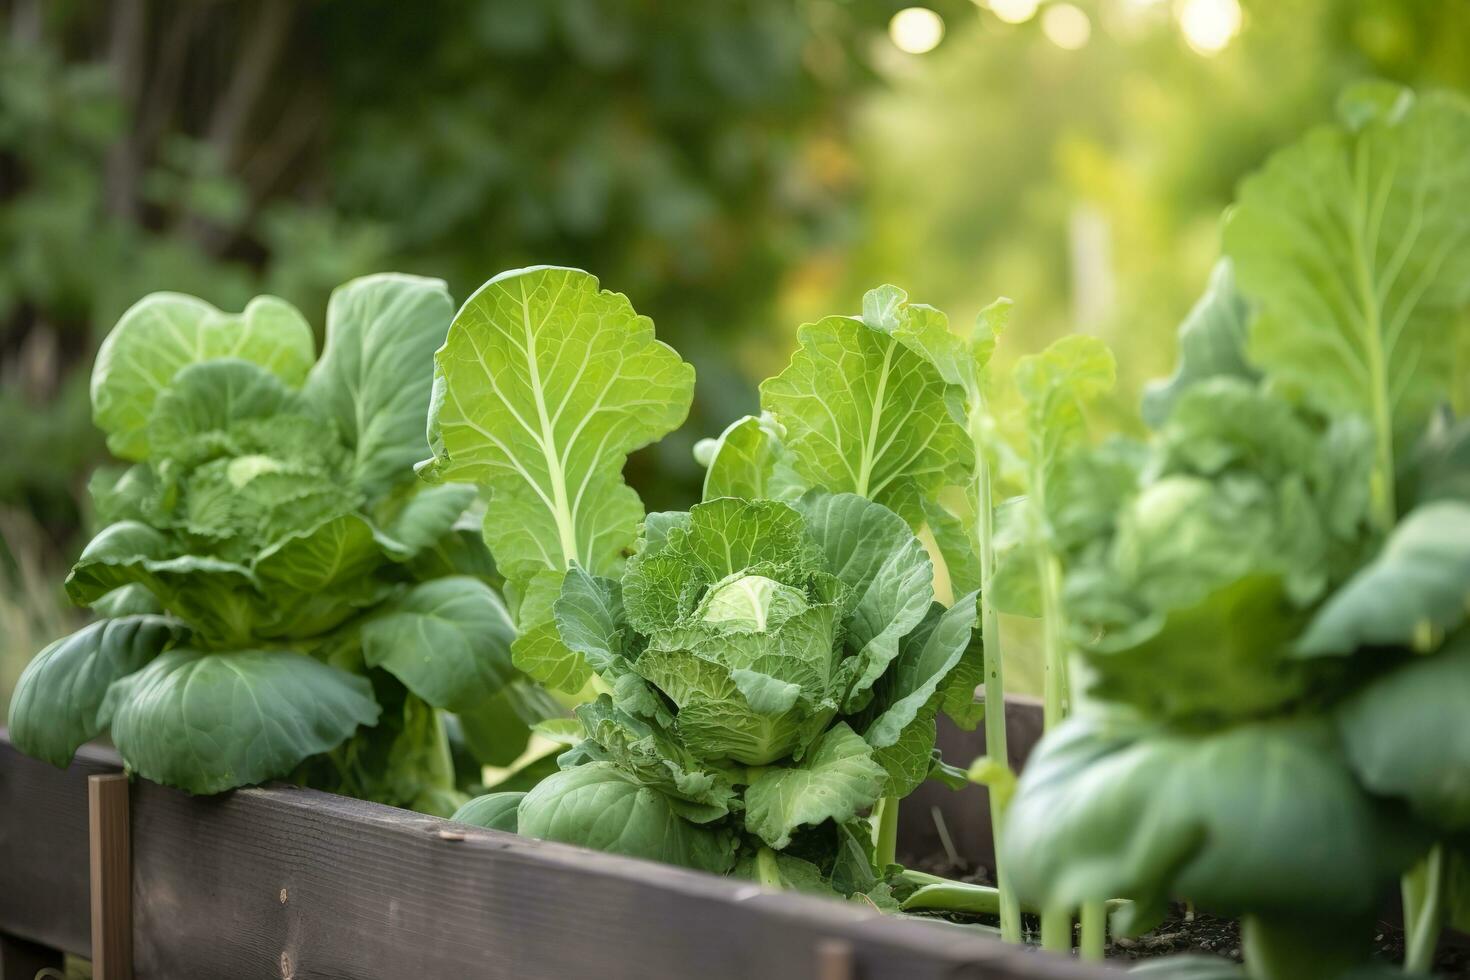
1403, 845, 1446, 975
1040, 904, 1072, 954
1079, 901, 1106, 961
1241, 915, 1370, 980
970, 400, 1021, 943
755, 847, 783, 890
874, 795, 899, 868
1033, 487, 1072, 953
1037, 551, 1068, 730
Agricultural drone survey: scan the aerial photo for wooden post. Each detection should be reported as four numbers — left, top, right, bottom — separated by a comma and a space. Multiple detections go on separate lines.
0, 933, 63, 980
89, 774, 131, 980
815, 939, 853, 980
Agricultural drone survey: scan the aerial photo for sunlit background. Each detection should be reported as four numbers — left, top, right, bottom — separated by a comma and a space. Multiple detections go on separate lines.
2, 0, 1468, 708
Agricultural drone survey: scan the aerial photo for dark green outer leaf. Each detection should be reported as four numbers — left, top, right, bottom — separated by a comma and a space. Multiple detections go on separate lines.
1337, 638, 1470, 830
7, 616, 184, 767
517, 761, 738, 873
102, 648, 380, 795
1004, 713, 1423, 919
1298, 501, 1470, 657
361, 576, 518, 714
451, 792, 525, 833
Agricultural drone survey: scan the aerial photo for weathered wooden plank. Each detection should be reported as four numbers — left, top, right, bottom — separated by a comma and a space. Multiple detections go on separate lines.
898, 695, 1045, 872
127, 778, 1107, 980
0, 732, 121, 957
1, 725, 1108, 980
89, 773, 132, 980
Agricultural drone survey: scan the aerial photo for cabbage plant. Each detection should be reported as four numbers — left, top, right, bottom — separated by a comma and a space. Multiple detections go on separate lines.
434, 267, 982, 896
8, 274, 542, 813
1003, 84, 1470, 979
461, 493, 979, 892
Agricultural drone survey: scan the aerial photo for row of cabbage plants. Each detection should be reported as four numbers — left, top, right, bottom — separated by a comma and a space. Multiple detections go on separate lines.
9, 81, 1470, 978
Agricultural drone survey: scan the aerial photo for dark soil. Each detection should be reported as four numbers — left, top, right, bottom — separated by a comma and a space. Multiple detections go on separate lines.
907, 853, 1470, 977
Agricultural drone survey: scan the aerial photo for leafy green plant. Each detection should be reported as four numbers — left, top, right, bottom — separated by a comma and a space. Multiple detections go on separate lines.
7, 274, 546, 813
1003, 84, 1470, 979
440, 268, 983, 897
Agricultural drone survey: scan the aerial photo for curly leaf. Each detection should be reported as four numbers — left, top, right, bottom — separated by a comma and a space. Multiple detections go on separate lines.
744, 722, 886, 849
795, 492, 934, 708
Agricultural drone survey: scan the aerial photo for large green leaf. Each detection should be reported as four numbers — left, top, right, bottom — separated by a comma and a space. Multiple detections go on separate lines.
376, 484, 478, 558
517, 762, 738, 873
1003, 714, 1421, 920
553, 566, 629, 672
744, 722, 886, 849
253, 513, 384, 593
794, 492, 933, 708
420, 266, 694, 584
1014, 335, 1116, 482
451, 792, 525, 833
7, 616, 184, 767
92, 293, 314, 461
361, 576, 517, 714
102, 648, 380, 794
303, 274, 455, 500
698, 413, 806, 503
1079, 575, 1316, 725
67, 522, 262, 645
861, 594, 978, 748
145, 359, 296, 458
1298, 501, 1470, 657
1224, 87, 1470, 520
1141, 260, 1255, 428
1337, 639, 1470, 830
760, 307, 968, 526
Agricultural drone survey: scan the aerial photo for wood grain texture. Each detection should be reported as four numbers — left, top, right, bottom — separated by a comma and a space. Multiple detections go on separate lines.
89, 774, 132, 980
1, 720, 1106, 980
0, 732, 120, 957
897, 695, 1045, 872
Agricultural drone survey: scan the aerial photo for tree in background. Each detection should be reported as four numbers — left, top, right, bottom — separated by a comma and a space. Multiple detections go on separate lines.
0, 0, 941, 541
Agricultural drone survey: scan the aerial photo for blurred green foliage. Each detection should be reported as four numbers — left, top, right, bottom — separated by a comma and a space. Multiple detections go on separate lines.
2, 0, 1467, 710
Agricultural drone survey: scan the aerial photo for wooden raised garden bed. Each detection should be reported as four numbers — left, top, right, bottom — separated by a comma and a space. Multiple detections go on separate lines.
0, 699, 1104, 980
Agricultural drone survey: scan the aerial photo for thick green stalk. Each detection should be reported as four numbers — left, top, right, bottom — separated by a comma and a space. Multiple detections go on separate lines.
1242, 916, 1369, 980
1079, 901, 1106, 961
756, 847, 783, 890
1031, 457, 1071, 948
1403, 845, 1446, 975
1037, 551, 1068, 730
970, 402, 1021, 942
1040, 904, 1072, 954
874, 795, 900, 868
